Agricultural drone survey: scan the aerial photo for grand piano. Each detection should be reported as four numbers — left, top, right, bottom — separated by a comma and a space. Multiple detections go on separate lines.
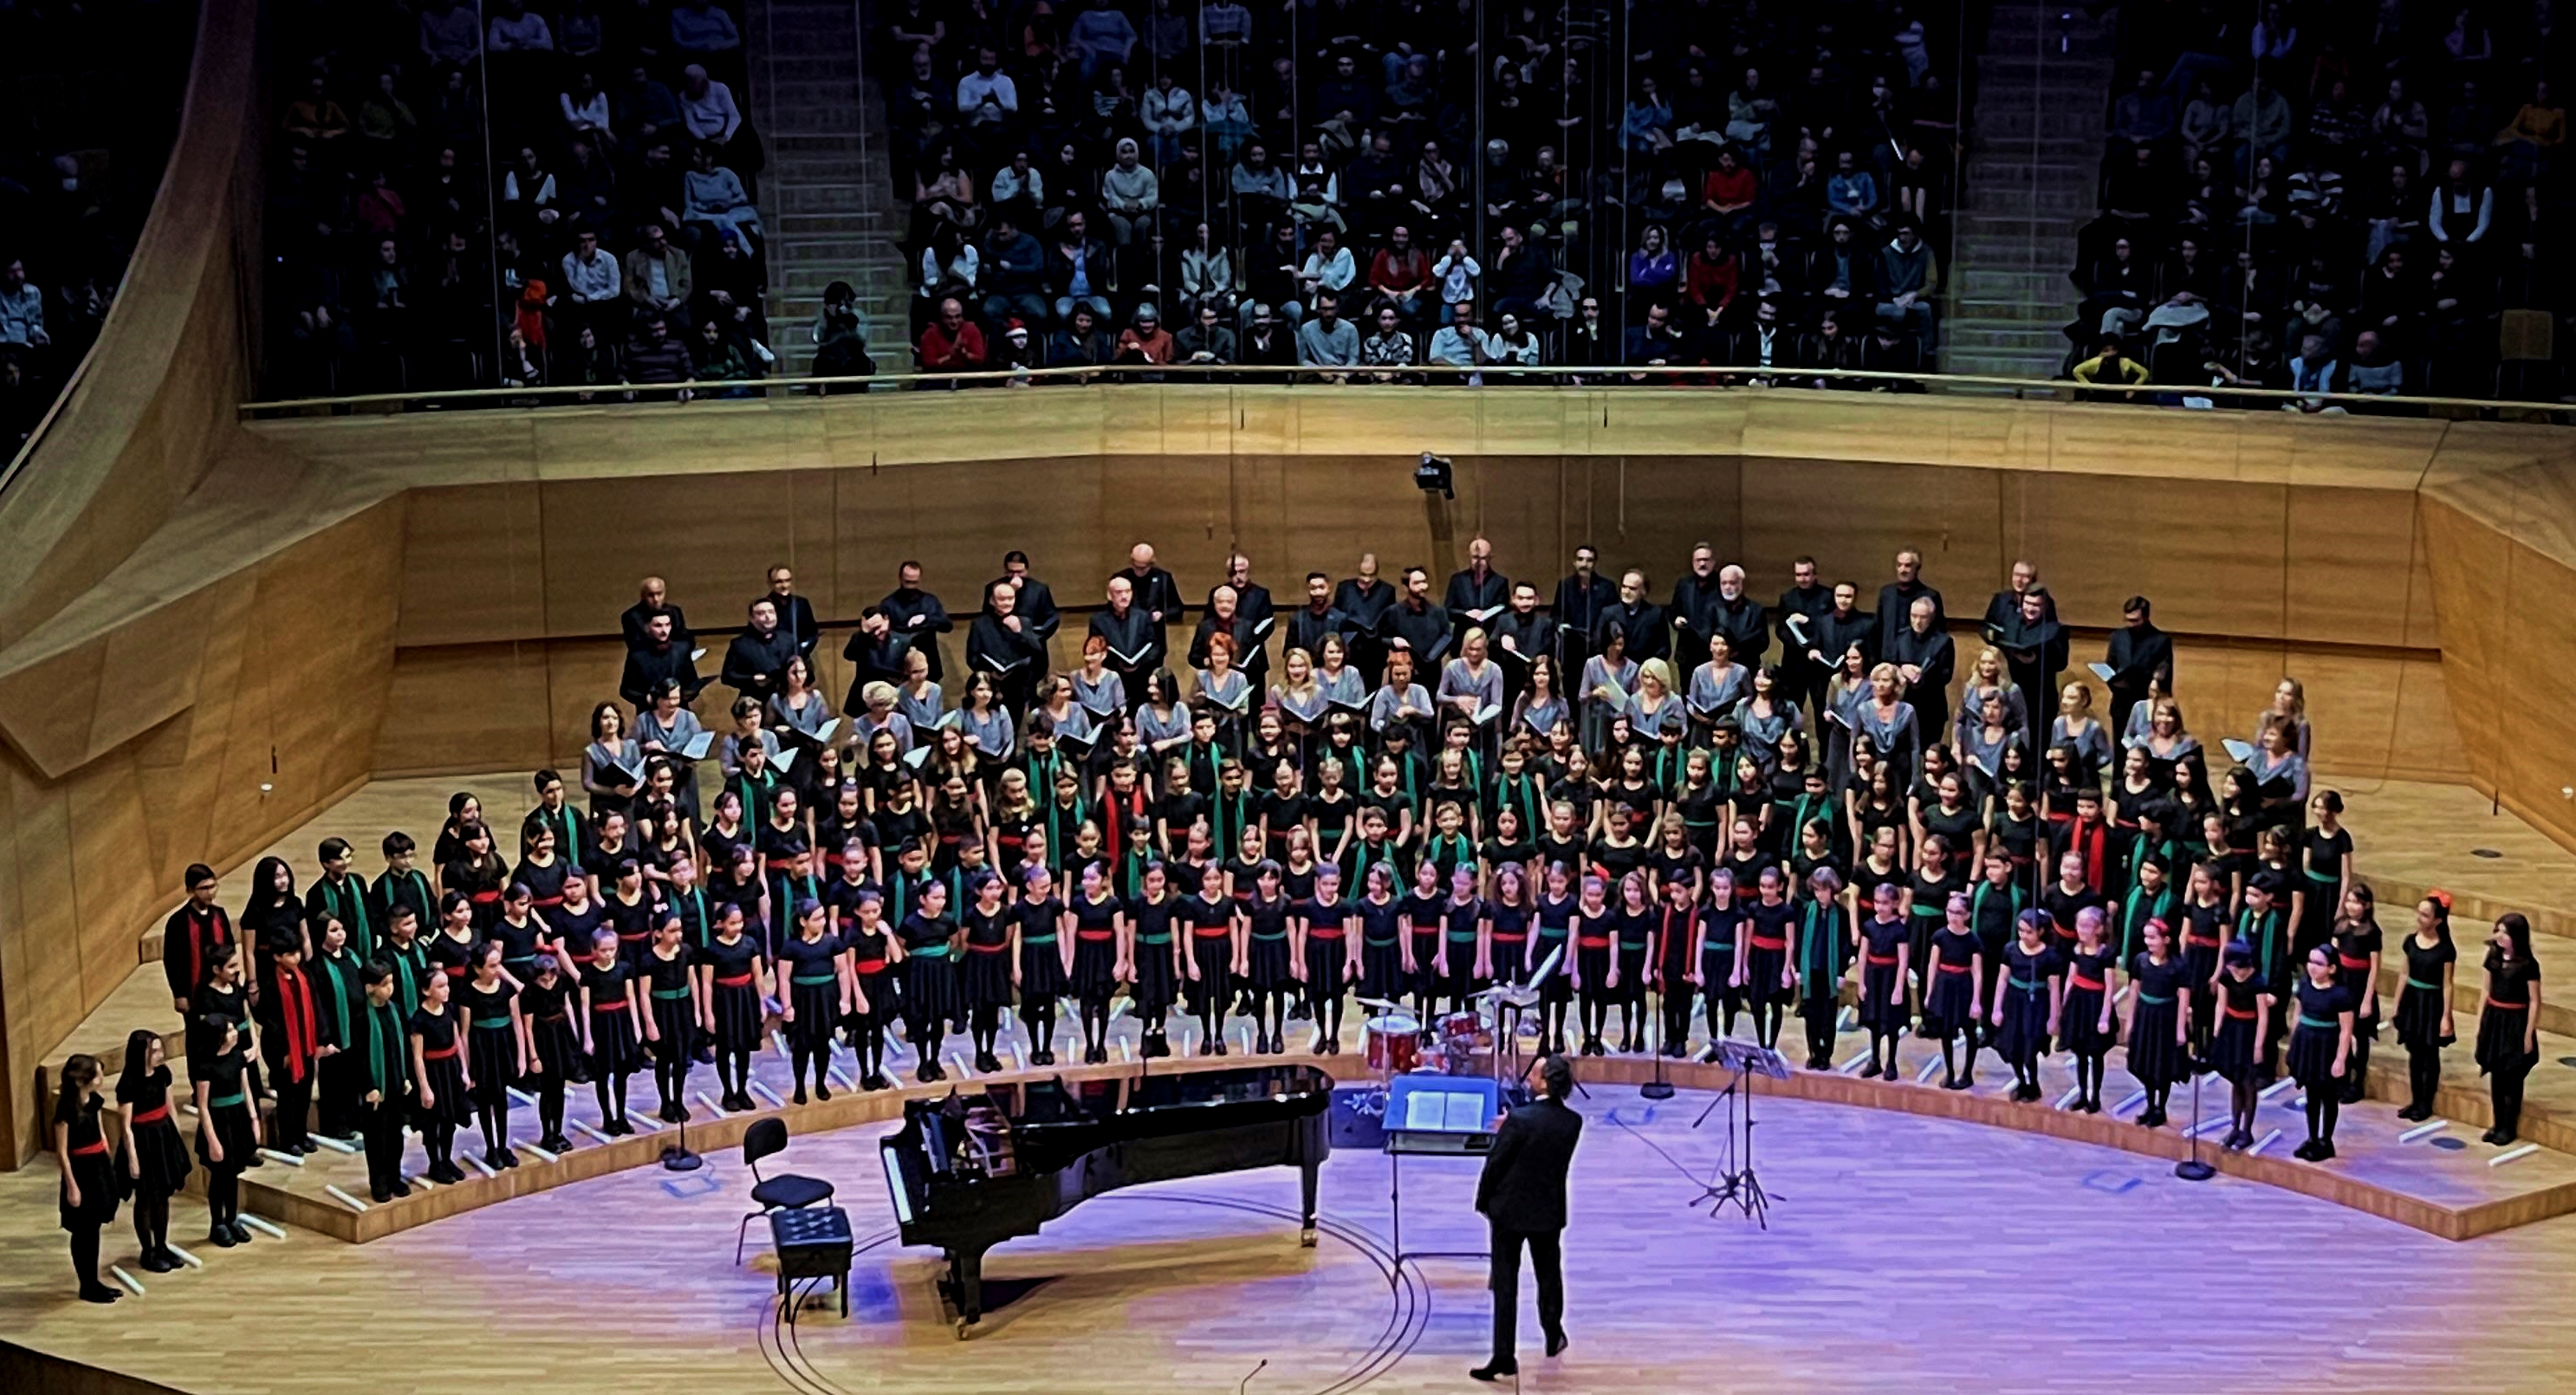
879, 1062, 1333, 1333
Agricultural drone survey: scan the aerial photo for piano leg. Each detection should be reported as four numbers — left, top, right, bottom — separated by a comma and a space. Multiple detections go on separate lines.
944, 1246, 989, 1337
1299, 1160, 1320, 1248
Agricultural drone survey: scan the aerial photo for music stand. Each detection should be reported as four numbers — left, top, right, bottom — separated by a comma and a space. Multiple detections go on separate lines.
1690, 1040, 1791, 1228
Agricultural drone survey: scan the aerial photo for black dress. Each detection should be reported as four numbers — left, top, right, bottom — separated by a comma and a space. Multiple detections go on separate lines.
961, 905, 1016, 1009
1533, 894, 1576, 1004
1402, 890, 1444, 997
1612, 904, 1655, 1003
1127, 894, 1181, 1016
1442, 896, 1489, 998
643, 947, 700, 1061
2333, 921, 2384, 1039
1745, 899, 1798, 1005
409, 1011, 472, 1126
1183, 893, 1236, 1015
117, 1067, 191, 1201
2286, 976, 2351, 1090
841, 919, 898, 1034
899, 912, 962, 1028
56, 1092, 120, 1231
2125, 953, 2190, 1088
1857, 916, 1909, 1029
2209, 974, 2266, 1083
1068, 893, 1122, 997
457, 980, 519, 1107
1358, 897, 1409, 1003
2476, 948, 2541, 1077
1994, 942, 2059, 1067
581, 959, 645, 1075
1246, 893, 1294, 991
2392, 934, 2456, 1049
522, 975, 583, 1079
1924, 925, 1980, 1034
2060, 945, 2120, 1057
693, 935, 757, 1054
775, 932, 841, 1051
1018, 895, 1070, 999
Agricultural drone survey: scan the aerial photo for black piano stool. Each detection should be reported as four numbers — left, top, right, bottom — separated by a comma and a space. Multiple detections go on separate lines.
771, 1204, 854, 1315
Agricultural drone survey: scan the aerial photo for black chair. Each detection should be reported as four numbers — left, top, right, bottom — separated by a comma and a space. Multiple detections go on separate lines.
733, 1116, 836, 1263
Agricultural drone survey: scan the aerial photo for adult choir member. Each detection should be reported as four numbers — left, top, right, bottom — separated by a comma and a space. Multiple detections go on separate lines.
1381, 566, 1454, 668
759, 565, 821, 656
1774, 557, 1834, 711
1885, 595, 1956, 745
1446, 536, 1511, 645
879, 560, 955, 682
1995, 587, 2068, 721
1286, 571, 1352, 660
1551, 546, 1618, 675
620, 575, 693, 654
840, 607, 917, 714
1472, 1054, 1580, 1383
1091, 574, 1165, 689
721, 598, 799, 704
1335, 554, 1399, 683
2101, 595, 2174, 735
1595, 569, 1668, 665
620, 610, 707, 707
969, 579, 1050, 715
1874, 548, 1943, 642
1668, 543, 1727, 673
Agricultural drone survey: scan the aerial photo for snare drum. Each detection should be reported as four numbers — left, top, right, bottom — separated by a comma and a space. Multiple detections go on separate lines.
1437, 1010, 1495, 1071
1364, 1013, 1421, 1072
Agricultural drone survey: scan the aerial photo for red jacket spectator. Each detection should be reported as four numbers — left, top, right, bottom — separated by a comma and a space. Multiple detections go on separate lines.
1684, 246, 1739, 314
1369, 244, 1430, 297
918, 315, 988, 371
1702, 161, 1758, 214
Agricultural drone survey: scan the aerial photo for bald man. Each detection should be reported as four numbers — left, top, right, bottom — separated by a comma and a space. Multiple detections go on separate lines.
621, 575, 694, 654
1709, 563, 1768, 665
1444, 536, 1512, 645
1874, 549, 1943, 646
1669, 542, 1728, 672
1117, 542, 1185, 671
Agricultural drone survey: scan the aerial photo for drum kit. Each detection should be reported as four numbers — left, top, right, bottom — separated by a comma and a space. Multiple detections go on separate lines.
1356, 977, 1543, 1092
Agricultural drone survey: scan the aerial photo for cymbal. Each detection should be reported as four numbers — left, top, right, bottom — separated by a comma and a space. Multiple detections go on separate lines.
1354, 996, 1405, 1013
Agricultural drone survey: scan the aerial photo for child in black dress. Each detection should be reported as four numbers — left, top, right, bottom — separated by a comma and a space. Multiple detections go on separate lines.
115, 1029, 190, 1272
1654, 875, 1702, 1058
2122, 918, 2192, 1126
640, 914, 701, 1121
773, 899, 843, 1103
55, 1053, 121, 1302
1741, 866, 1802, 1054
1989, 911, 2062, 1102
960, 872, 1018, 1072
2209, 944, 2274, 1151
521, 953, 581, 1151
2477, 913, 2546, 1146
566, 928, 642, 1133
1184, 863, 1243, 1055
1609, 872, 1658, 1054
1923, 893, 1984, 1090
2391, 894, 2456, 1121
195, 1012, 263, 1242
408, 976, 470, 1182
1569, 873, 1618, 1055
456, 941, 527, 1168
2061, 907, 2120, 1113
1401, 860, 1447, 1028
1789, 867, 1849, 1069
700, 902, 770, 1109
1066, 863, 1125, 1064
1692, 869, 1745, 1050
2287, 944, 2357, 1161
1244, 861, 1297, 1054
1016, 864, 1072, 1064
2330, 885, 2383, 1106
1296, 863, 1358, 1053
1855, 881, 1911, 1079
838, 891, 897, 1087
899, 880, 964, 1080
1126, 864, 1183, 1060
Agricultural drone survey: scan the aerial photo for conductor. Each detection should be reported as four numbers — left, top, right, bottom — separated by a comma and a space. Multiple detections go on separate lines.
1471, 1054, 1581, 1382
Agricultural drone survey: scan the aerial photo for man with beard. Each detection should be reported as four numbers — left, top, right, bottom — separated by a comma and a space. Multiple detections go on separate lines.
1552, 545, 1618, 675
1334, 552, 1398, 684
879, 560, 954, 682
1379, 566, 1454, 669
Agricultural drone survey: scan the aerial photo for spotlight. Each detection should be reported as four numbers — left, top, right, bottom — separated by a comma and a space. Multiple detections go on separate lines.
1414, 451, 1454, 500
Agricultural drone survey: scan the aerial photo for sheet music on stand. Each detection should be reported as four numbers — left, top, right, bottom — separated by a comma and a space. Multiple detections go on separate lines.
1706, 1041, 1791, 1080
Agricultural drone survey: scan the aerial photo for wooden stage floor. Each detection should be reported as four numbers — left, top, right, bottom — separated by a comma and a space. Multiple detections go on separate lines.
4, 1082, 2573, 1395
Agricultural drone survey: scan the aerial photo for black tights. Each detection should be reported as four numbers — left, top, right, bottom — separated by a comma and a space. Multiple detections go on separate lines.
1660, 988, 1694, 1054
1868, 1025, 1900, 1074
852, 1020, 888, 1080
206, 1168, 242, 1228
2342, 1031, 2372, 1101
1541, 999, 1570, 1052
1615, 996, 1642, 1050
2229, 1077, 2259, 1139
1309, 986, 1346, 1048
1703, 989, 1739, 1046
2494, 1061, 2532, 1139
2406, 1042, 2442, 1113
970, 1003, 1005, 1060
594, 1073, 630, 1124
912, 1015, 947, 1068
653, 1052, 690, 1112
133, 1193, 169, 1256
1579, 990, 1610, 1046
1080, 994, 1113, 1056
1752, 999, 1785, 1050
2011, 1053, 2042, 1095
720, 1044, 758, 1098
1251, 987, 1291, 1046
1938, 1028, 1979, 1084
2073, 1052, 2108, 1106
1023, 998, 1058, 1057
475, 1100, 507, 1154
536, 1076, 566, 1139
70, 1225, 102, 1291
1801, 1008, 1833, 1066
2304, 1088, 2341, 1145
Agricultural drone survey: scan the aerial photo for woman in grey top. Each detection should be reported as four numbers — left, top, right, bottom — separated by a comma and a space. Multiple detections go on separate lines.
1314, 633, 1367, 711
582, 702, 644, 820
767, 655, 835, 743
957, 673, 1017, 765
1437, 629, 1507, 732
634, 678, 708, 820
851, 680, 917, 756
1953, 646, 2028, 752
1133, 670, 1194, 754
1688, 637, 1753, 743
895, 649, 946, 733
1368, 650, 1436, 745
1579, 623, 1639, 751
1625, 659, 1684, 743
1510, 652, 1569, 744
1194, 633, 1253, 738
1071, 637, 1129, 721
1730, 665, 1799, 764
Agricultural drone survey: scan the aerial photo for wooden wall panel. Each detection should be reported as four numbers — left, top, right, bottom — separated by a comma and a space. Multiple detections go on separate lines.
393, 482, 548, 646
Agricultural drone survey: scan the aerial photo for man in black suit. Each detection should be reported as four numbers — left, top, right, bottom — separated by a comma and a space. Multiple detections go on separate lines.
760, 564, 821, 656
620, 575, 693, 654
1473, 1054, 1582, 1382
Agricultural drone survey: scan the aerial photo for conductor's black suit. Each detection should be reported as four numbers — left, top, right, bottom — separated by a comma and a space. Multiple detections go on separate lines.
1474, 1092, 1583, 1370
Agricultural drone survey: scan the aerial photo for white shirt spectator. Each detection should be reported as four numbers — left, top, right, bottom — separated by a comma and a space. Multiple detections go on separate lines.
1202, 0, 1254, 42
561, 89, 613, 137
1298, 245, 1357, 295
560, 247, 622, 302
1425, 324, 1484, 367
989, 164, 1042, 207
671, 1, 743, 52
2428, 183, 2493, 243
1431, 251, 1480, 305
1141, 84, 1196, 138
0, 276, 46, 347
957, 69, 1018, 124
682, 76, 743, 144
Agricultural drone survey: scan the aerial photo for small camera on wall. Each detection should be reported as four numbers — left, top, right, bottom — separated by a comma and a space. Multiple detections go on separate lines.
1415, 451, 1454, 500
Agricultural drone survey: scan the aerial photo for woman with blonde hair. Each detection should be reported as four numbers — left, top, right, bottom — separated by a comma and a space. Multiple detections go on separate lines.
1627, 657, 1684, 743
1954, 646, 2026, 750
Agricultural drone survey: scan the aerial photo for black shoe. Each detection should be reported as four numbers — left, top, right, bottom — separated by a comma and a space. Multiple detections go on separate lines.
140, 1248, 177, 1272
498, 1147, 520, 1169
228, 1221, 253, 1245
2481, 1126, 2503, 1144
1033, 1049, 1054, 1066
2316, 1140, 2337, 1161
814, 1082, 833, 1102
209, 1226, 237, 1249
2494, 1130, 2518, 1147
1857, 1061, 1880, 1080
79, 1283, 120, 1304
1469, 1361, 1517, 1383
391, 1178, 414, 1197
792, 1087, 808, 1106
1545, 1329, 1569, 1358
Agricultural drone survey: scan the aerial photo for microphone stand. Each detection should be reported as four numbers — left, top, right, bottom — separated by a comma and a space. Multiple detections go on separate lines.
1642, 970, 1674, 1100
2173, 1065, 2214, 1182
